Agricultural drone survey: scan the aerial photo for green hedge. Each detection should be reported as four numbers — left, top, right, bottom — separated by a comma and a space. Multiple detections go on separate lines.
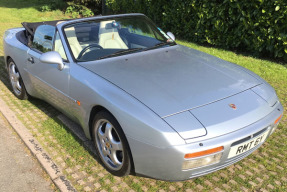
39, 0, 102, 17
66, 0, 102, 13
106, 0, 287, 61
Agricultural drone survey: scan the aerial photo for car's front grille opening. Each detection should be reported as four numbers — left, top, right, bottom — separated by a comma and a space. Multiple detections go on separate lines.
230, 127, 268, 147
231, 136, 251, 147
253, 127, 268, 138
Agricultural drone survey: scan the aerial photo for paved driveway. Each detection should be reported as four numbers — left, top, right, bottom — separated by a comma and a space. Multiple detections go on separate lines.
0, 114, 55, 192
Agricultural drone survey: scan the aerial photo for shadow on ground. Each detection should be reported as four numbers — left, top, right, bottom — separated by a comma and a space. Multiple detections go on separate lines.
0, 55, 100, 166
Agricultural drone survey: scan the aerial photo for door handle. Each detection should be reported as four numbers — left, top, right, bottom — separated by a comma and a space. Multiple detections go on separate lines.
27, 57, 34, 64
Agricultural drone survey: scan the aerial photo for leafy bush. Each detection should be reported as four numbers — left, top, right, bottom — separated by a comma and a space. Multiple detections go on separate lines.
106, 0, 287, 61
39, 0, 101, 18
66, 0, 102, 14
39, 0, 67, 12
40, 5, 52, 12
65, 2, 94, 18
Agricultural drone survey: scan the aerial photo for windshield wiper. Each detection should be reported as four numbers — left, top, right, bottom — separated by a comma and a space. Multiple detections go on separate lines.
143, 41, 176, 51
98, 48, 142, 60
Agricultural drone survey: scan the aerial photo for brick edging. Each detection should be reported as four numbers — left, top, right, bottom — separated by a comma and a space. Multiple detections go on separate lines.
0, 98, 76, 192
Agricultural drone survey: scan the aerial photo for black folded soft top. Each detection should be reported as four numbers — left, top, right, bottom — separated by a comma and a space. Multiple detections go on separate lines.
21, 19, 69, 37
19, 15, 102, 45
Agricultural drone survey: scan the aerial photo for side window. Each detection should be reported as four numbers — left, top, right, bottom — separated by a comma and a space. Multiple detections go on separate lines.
32, 25, 55, 53
54, 32, 67, 60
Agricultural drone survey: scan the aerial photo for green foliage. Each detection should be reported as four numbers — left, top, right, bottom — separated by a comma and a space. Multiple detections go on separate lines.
39, 0, 67, 12
65, 0, 102, 14
40, 5, 52, 12
65, 2, 94, 18
106, 0, 287, 61
39, 0, 101, 18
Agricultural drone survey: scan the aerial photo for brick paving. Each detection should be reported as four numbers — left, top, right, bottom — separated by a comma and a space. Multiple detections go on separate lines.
0, 55, 286, 191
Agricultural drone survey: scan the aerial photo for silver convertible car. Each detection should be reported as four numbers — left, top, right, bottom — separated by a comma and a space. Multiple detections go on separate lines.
3, 13, 283, 181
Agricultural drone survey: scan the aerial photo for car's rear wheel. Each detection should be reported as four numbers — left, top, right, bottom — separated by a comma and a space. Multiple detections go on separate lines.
7, 59, 28, 100
92, 111, 132, 176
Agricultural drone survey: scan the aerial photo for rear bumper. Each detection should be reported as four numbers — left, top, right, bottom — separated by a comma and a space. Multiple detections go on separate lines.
129, 102, 283, 181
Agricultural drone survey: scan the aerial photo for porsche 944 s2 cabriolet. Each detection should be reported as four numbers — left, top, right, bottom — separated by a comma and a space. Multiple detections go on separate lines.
3, 13, 283, 181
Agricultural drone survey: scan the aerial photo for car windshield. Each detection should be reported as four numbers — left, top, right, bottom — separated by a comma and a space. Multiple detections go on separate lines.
63, 16, 176, 62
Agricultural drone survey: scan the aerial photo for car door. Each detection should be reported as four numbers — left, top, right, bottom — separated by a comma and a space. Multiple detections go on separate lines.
26, 25, 72, 112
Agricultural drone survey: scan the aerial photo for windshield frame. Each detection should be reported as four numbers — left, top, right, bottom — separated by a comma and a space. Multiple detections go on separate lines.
61, 15, 176, 63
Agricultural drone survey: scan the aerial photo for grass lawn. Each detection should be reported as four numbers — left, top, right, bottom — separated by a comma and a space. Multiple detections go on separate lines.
0, 0, 286, 191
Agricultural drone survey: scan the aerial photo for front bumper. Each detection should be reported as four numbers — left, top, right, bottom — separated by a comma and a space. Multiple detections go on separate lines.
129, 102, 283, 181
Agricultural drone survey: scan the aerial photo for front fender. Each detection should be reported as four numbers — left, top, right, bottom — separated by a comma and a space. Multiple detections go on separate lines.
68, 64, 185, 147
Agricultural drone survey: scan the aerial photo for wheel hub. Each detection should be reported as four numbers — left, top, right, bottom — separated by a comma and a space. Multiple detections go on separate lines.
104, 139, 112, 151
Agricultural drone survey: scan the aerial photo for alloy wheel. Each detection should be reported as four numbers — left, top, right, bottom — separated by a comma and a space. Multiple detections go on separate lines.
9, 61, 22, 96
95, 119, 124, 170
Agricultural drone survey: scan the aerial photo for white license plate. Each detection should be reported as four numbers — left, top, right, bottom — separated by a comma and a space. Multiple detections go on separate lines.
228, 130, 269, 159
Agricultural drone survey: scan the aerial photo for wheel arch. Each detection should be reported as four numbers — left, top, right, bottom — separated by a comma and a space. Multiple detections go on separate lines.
6, 56, 12, 67
88, 105, 107, 140
88, 105, 135, 174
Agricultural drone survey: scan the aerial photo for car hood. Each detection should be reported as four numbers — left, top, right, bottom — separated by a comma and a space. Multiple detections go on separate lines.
165, 88, 277, 140
81, 45, 262, 118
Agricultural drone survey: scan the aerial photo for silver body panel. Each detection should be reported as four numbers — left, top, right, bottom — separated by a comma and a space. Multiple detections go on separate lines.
129, 102, 282, 180
3, 14, 283, 181
80, 45, 261, 118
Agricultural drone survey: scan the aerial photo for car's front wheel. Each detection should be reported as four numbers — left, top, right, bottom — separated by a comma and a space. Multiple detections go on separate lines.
92, 110, 132, 176
7, 58, 28, 100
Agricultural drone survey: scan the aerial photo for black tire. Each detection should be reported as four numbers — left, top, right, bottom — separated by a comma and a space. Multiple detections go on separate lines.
7, 58, 28, 100
92, 110, 132, 176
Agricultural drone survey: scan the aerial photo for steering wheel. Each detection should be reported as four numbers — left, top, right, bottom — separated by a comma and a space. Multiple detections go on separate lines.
77, 44, 103, 60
